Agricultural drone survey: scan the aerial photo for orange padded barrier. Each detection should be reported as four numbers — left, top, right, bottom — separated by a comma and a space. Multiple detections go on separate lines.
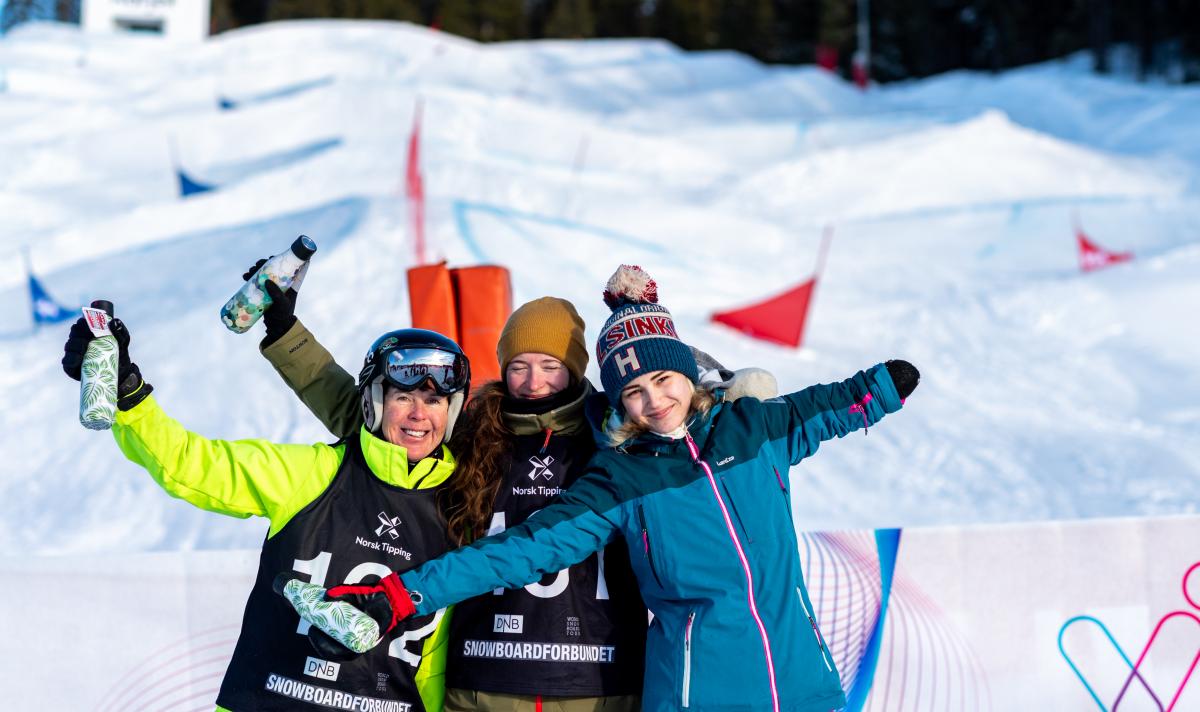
406, 262, 458, 338
451, 265, 512, 385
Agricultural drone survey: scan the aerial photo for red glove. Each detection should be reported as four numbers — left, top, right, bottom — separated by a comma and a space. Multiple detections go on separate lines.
326, 572, 417, 635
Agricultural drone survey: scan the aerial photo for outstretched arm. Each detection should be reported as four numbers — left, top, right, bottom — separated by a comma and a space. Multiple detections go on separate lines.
401, 470, 624, 614
761, 360, 919, 465
113, 396, 340, 532
286, 469, 626, 649
63, 313, 339, 529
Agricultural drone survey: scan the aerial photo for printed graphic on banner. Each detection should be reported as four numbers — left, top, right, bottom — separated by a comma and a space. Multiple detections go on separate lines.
800, 530, 990, 712
1058, 560, 1200, 711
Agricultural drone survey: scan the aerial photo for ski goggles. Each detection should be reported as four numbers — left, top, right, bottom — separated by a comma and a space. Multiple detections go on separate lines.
382, 347, 470, 396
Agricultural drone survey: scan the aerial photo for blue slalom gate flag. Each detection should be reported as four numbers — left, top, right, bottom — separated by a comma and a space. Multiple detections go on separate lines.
178, 167, 217, 197
29, 273, 75, 324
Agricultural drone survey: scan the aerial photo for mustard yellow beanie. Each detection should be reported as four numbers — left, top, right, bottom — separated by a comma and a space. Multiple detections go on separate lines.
496, 297, 588, 382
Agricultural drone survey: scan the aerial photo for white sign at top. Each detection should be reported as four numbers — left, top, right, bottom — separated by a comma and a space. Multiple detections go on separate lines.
82, 0, 210, 43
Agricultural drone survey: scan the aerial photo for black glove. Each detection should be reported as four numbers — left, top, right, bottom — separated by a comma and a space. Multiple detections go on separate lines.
62, 316, 153, 410
885, 359, 920, 400
242, 259, 298, 347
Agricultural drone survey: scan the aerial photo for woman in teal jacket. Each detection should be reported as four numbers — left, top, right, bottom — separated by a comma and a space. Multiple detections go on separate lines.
292, 265, 920, 712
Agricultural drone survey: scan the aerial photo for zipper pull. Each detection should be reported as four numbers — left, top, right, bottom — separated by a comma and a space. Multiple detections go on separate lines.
638, 505, 649, 555
540, 427, 553, 453
849, 393, 873, 434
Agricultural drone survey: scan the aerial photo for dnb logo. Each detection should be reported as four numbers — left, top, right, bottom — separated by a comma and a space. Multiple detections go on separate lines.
494, 614, 524, 634
304, 656, 340, 682
1059, 561, 1200, 711
375, 511, 402, 540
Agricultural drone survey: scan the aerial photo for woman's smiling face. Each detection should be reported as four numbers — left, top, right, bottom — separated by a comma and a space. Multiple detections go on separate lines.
620, 370, 692, 434
380, 383, 448, 460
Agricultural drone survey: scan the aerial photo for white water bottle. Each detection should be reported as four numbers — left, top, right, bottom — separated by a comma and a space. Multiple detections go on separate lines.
220, 235, 317, 334
79, 300, 119, 431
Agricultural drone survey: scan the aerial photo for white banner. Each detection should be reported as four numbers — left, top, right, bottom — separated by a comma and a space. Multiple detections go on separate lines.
2, 515, 1197, 710
0, 550, 257, 709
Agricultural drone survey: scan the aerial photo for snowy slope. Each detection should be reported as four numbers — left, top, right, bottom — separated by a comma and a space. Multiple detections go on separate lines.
1, 21, 1198, 556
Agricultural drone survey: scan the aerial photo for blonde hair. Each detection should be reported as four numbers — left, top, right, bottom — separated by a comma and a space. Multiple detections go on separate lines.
608, 387, 718, 448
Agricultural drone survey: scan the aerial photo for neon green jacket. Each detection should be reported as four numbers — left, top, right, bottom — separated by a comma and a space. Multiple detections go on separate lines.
112, 395, 456, 712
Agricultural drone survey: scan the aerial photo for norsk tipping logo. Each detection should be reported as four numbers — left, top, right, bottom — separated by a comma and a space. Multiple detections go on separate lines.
527, 455, 556, 481
375, 512, 402, 540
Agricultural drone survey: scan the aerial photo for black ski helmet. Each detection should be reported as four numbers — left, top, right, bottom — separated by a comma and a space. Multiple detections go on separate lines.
358, 328, 471, 438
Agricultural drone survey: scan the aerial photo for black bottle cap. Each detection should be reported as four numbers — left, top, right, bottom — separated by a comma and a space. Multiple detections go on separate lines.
90, 300, 114, 316
291, 235, 317, 260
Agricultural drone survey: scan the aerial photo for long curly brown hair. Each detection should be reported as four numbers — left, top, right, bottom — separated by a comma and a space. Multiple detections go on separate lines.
442, 381, 511, 546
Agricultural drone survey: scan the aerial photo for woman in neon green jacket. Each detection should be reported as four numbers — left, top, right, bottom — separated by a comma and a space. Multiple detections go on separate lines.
61, 317, 471, 712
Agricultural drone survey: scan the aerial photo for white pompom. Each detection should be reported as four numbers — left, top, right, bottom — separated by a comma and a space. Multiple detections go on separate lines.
603, 265, 658, 308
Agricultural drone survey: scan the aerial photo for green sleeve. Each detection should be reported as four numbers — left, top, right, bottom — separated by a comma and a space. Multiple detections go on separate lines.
112, 395, 343, 536
415, 604, 454, 712
260, 318, 363, 440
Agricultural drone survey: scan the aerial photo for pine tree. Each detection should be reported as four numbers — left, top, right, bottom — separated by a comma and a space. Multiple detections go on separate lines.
771, 0, 821, 64
438, 0, 525, 42
652, 0, 720, 51
716, 0, 775, 61
546, 0, 596, 39
594, 0, 646, 38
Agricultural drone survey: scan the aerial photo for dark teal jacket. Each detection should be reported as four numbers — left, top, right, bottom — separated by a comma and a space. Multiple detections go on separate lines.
400, 364, 904, 712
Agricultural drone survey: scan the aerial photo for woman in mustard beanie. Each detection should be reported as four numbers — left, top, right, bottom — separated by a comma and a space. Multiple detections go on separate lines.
440, 296, 646, 712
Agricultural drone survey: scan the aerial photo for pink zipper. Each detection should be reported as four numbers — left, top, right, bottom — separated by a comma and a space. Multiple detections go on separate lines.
684, 433, 780, 712
849, 393, 873, 433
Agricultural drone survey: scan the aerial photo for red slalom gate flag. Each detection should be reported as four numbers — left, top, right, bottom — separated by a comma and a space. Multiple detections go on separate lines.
406, 99, 426, 265
711, 278, 818, 348
711, 226, 833, 348
1078, 229, 1133, 272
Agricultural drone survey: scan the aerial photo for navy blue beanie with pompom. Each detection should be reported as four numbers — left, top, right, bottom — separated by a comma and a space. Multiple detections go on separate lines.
596, 265, 699, 406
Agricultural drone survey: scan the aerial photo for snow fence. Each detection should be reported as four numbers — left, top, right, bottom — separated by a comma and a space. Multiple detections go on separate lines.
2, 514, 1197, 710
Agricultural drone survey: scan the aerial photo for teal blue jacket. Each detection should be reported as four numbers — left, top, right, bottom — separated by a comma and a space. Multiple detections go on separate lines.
399, 364, 904, 712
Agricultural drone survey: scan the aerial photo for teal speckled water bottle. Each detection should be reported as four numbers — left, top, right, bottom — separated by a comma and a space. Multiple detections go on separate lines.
220, 235, 316, 334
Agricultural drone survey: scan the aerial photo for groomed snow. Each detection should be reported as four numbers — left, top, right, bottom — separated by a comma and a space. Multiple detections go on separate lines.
1, 21, 1197, 555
